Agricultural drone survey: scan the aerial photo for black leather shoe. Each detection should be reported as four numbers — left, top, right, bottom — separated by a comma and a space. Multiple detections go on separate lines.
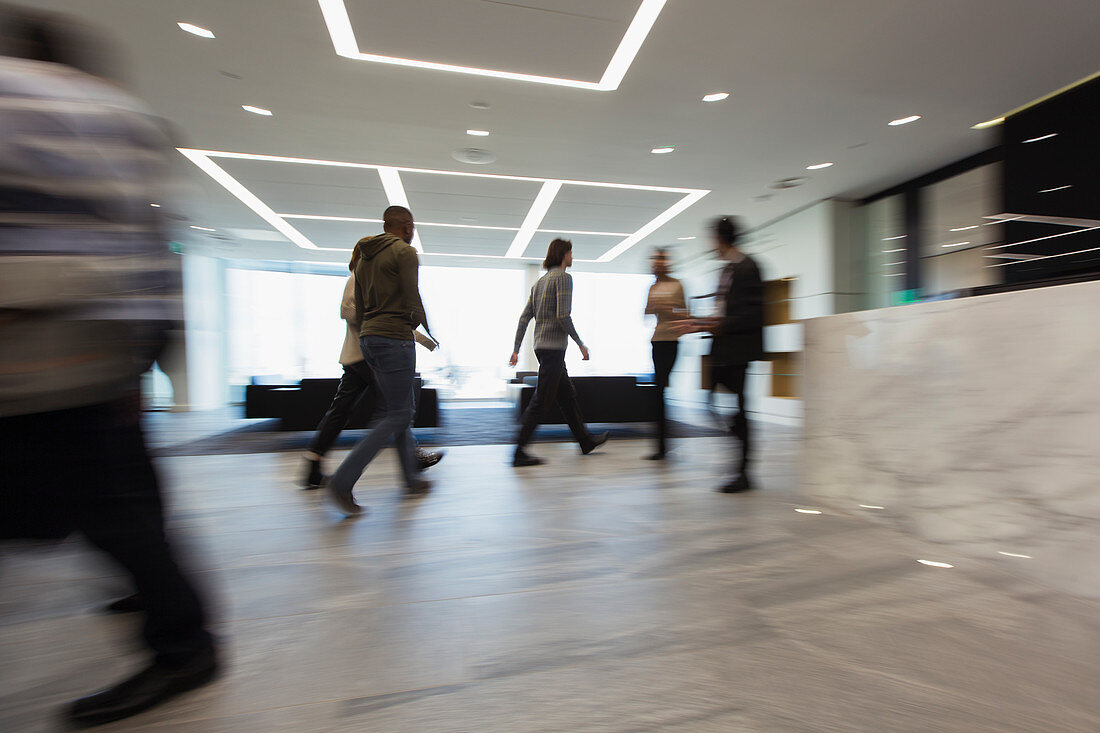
405, 478, 433, 496
104, 594, 144, 614
326, 484, 364, 517
718, 475, 753, 493
303, 459, 324, 490
416, 448, 445, 471
66, 649, 217, 727
581, 432, 610, 455
512, 449, 543, 467
645, 451, 667, 461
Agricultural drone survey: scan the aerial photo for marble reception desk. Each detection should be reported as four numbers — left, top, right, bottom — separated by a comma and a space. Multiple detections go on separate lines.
803, 279, 1100, 598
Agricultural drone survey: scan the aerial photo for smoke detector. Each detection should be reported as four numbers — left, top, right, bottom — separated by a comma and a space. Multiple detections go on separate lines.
452, 148, 496, 165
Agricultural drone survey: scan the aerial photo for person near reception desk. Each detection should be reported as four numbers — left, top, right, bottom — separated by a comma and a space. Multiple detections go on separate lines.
679, 217, 764, 492
644, 248, 687, 460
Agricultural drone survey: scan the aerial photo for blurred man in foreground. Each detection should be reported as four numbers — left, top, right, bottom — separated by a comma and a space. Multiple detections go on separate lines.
0, 6, 217, 726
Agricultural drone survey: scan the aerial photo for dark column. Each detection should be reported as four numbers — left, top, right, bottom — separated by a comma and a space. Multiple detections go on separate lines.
903, 187, 922, 294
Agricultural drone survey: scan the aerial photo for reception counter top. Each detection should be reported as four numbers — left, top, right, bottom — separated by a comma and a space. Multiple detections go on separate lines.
803, 279, 1100, 598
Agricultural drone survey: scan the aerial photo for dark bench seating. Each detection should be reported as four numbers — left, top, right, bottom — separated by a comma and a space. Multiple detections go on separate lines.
512, 375, 657, 423
246, 377, 439, 431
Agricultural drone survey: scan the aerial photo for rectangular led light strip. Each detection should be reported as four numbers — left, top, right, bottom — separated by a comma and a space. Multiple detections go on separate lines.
277, 214, 629, 236
179, 149, 708, 262
317, 0, 666, 91
178, 149, 317, 249
376, 166, 423, 252
985, 243, 1100, 267
984, 226, 1100, 250
596, 189, 709, 262
507, 181, 561, 258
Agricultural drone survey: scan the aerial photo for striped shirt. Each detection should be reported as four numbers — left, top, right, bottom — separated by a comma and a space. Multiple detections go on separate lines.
0, 57, 181, 417
513, 268, 585, 352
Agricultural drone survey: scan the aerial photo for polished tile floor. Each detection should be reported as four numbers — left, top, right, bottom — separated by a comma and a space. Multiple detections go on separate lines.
4, 427, 1100, 732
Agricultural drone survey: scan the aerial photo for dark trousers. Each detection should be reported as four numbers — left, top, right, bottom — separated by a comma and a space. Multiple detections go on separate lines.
0, 399, 213, 666
307, 361, 374, 457
517, 349, 591, 449
651, 341, 679, 454
712, 362, 750, 476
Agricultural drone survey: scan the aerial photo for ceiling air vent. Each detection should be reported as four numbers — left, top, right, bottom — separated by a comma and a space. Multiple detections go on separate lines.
452, 148, 496, 165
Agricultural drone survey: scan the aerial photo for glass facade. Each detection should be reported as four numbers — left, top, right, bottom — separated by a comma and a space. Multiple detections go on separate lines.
220, 264, 657, 401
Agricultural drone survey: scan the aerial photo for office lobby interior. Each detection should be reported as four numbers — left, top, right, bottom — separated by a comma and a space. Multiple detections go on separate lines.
3, 1, 1100, 730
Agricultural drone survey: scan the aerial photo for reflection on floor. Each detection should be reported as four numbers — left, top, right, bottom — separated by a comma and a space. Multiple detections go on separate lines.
4, 429, 1100, 731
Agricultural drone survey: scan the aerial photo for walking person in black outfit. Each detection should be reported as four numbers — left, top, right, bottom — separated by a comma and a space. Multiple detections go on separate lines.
680, 217, 764, 492
509, 239, 609, 467
644, 248, 687, 460
301, 246, 443, 489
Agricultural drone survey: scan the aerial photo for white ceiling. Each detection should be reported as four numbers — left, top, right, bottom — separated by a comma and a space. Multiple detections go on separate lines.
28, 0, 1100, 272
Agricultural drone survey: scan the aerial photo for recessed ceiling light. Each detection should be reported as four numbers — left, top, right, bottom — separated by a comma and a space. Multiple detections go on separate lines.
917, 559, 954, 568
177, 22, 215, 39
883, 248, 905, 253
795, 509, 822, 515
942, 241, 970, 248
806, 162, 834, 170
859, 504, 885, 510
998, 551, 1033, 559
882, 235, 907, 241
651, 146, 675, 154
702, 92, 729, 102
466, 129, 490, 136
949, 225, 979, 232
469, 101, 491, 110
1038, 185, 1072, 193
1023, 133, 1058, 144
889, 115, 921, 126
242, 105, 273, 116
972, 117, 1005, 130
190, 225, 216, 232
677, 236, 695, 240
149, 203, 161, 208
884, 272, 905, 277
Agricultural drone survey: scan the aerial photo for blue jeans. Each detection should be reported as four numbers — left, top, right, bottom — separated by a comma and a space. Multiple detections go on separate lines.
329, 336, 418, 494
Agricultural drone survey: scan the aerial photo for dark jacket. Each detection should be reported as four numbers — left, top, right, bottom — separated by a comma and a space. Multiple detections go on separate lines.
710, 254, 765, 366
353, 232, 429, 341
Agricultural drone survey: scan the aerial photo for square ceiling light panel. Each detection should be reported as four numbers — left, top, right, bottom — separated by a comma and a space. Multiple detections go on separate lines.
535, 184, 684, 257
290, 219, 384, 251
400, 171, 544, 230
178, 148, 708, 262
215, 157, 390, 220
540, 232, 627, 263
407, 227, 518, 258
318, 0, 667, 91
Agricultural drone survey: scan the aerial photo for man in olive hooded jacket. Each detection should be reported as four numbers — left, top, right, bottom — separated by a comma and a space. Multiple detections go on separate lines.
326, 206, 432, 515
